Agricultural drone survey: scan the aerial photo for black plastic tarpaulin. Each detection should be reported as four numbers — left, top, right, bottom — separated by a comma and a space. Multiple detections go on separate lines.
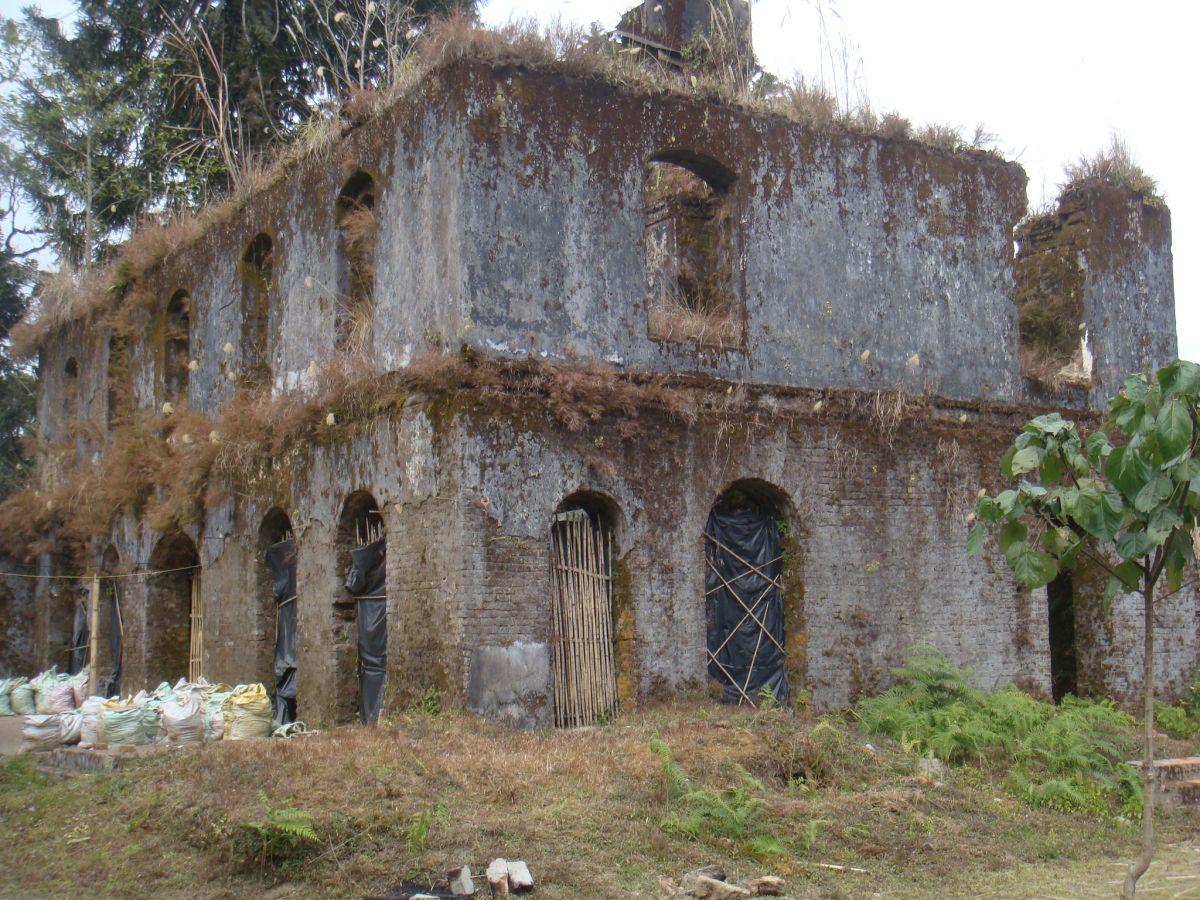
105, 583, 122, 697
69, 593, 88, 675
346, 538, 386, 723
704, 505, 789, 705
266, 538, 298, 724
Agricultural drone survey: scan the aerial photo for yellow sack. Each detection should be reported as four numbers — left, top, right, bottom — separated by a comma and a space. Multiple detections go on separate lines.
222, 683, 273, 741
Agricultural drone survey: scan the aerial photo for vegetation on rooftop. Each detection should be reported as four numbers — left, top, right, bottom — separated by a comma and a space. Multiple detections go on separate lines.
4, 9, 1015, 363
1061, 134, 1162, 204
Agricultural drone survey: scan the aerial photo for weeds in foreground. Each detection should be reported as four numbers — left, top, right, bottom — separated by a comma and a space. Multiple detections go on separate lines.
1154, 677, 1200, 740
855, 646, 1141, 816
649, 737, 785, 859
406, 803, 448, 853
408, 686, 443, 718
237, 791, 318, 873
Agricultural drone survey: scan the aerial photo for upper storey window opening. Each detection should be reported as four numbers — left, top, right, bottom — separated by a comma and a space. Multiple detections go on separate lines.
240, 233, 274, 386
63, 356, 79, 418
164, 290, 191, 406
335, 170, 378, 354
643, 152, 743, 349
106, 336, 130, 431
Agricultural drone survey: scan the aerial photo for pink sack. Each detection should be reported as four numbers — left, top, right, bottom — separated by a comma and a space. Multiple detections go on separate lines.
44, 683, 77, 714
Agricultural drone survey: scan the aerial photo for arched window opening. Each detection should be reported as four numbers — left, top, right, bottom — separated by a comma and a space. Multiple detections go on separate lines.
147, 531, 200, 685
550, 492, 620, 727
335, 171, 378, 352
163, 290, 192, 405
106, 336, 130, 431
240, 233, 274, 386
336, 490, 386, 724
644, 153, 741, 348
258, 508, 297, 723
63, 357, 80, 418
1047, 572, 1077, 702
704, 479, 791, 707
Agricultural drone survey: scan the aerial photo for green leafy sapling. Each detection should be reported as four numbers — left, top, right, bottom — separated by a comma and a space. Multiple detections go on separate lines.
967, 359, 1200, 899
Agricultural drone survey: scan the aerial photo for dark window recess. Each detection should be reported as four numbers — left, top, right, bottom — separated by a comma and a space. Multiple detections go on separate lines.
644, 156, 742, 348
335, 171, 378, 352
63, 357, 79, 416
240, 233, 274, 386
164, 291, 191, 405
106, 336, 130, 430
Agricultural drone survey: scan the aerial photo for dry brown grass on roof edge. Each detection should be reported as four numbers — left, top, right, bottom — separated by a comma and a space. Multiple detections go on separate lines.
0, 348, 707, 560
9, 15, 1014, 359
0, 342, 1071, 564
1059, 134, 1163, 206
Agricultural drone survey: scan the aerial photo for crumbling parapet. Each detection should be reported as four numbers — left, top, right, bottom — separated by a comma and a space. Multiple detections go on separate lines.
1014, 181, 1175, 404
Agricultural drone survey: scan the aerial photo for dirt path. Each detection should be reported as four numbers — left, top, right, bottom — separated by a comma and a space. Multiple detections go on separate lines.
0, 717, 22, 756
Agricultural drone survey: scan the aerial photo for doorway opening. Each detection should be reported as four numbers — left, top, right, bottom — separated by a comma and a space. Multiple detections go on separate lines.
1047, 572, 1077, 702
549, 494, 619, 727
704, 480, 790, 707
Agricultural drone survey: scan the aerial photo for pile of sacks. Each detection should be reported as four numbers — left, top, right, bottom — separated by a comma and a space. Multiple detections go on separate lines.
3, 669, 277, 752
0, 668, 89, 718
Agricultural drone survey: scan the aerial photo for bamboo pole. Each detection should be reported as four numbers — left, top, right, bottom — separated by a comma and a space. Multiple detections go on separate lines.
602, 527, 616, 714
88, 574, 100, 697
576, 517, 589, 726
576, 519, 589, 725
551, 526, 567, 727
568, 517, 583, 726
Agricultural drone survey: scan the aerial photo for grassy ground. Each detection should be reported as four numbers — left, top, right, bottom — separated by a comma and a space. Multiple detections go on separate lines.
0, 700, 1196, 898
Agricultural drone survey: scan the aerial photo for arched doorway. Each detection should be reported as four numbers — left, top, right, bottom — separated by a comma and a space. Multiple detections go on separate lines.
549, 493, 619, 727
147, 532, 200, 685
1047, 572, 1077, 702
704, 480, 791, 707
99, 545, 123, 697
258, 509, 297, 723
337, 491, 386, 723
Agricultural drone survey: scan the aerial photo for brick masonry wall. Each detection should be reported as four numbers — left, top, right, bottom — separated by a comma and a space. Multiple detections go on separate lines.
21, 394, 1198, 724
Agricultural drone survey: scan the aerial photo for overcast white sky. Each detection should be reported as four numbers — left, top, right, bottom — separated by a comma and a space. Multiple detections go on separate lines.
5, 0, 1196, 360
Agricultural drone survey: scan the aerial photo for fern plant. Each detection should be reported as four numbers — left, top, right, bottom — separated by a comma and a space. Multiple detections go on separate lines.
239, 791, 317, 873
649, 738, 785, 859
855, 647, 1140, 816
406, 802, 448, 853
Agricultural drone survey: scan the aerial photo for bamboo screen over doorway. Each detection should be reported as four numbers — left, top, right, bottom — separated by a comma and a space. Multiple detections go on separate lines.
188, 574, 203, 682
550, 509, 617, 727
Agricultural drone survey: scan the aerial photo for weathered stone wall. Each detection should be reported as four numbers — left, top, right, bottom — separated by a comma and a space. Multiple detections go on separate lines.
18, 58, 1189, 718
0, 562, 35, 676
450, 64, 1028, 402
23, 391, 1198, 720
1014, 185, 1176, 402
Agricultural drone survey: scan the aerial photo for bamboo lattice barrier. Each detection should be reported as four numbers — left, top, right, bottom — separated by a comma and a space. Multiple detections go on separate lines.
703, 529, 785, 708
188, 574, 203, 681
550, 509, 617, 727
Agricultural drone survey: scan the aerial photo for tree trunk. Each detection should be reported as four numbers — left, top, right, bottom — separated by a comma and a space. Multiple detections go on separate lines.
1122, 581, 1156, 899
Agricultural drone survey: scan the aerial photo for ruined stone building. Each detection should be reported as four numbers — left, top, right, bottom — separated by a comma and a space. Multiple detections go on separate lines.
0, 8, 1192, 728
